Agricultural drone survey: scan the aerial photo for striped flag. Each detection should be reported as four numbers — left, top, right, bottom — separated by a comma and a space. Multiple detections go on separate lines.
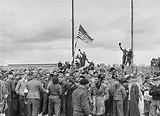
77, 24, 94, 44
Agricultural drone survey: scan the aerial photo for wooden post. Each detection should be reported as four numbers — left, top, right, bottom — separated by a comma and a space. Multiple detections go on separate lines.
72, 0, 75, 63
131, 0, 134, 72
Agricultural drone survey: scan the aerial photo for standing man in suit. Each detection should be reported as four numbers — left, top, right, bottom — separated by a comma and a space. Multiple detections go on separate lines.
26, 71, 48, 116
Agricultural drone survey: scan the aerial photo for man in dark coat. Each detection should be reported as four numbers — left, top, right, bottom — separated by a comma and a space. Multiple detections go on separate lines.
12, 74, 21, 116
5, 73, 13, 116
66, 77, 77, 116
59, 75, 68, 116
125, 75, 140, 116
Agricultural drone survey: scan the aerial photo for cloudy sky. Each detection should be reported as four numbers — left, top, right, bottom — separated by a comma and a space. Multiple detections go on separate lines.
0, 0, 160, 66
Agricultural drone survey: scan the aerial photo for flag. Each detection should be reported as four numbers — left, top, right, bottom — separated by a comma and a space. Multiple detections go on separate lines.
77, 24, 94, 44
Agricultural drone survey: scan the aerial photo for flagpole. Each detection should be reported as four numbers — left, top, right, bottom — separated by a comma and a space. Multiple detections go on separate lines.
131, 0, 134, 70
72, 0, 75, 63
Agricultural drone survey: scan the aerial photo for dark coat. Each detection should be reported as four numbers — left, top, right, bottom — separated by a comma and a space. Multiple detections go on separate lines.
11, 79, 19, 112
66, 84, 77, 116
5, 79, 13, 116
127, 83, 140, 116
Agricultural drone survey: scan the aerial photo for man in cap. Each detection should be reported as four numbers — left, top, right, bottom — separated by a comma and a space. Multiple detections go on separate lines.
72, 78, 91, 116
149, 76, 160, 116
66, 77, 77, 116
113, 78, 126, 116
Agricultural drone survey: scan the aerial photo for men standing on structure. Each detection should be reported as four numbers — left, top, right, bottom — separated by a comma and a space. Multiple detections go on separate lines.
119, 43, 128, 66
78, 49, 88, 67
119, 43, 133, 66
126, 49, 133, 66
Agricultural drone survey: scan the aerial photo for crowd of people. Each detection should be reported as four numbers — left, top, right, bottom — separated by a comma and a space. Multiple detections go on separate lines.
151, 57, 160, 70
0, 59, 160, 116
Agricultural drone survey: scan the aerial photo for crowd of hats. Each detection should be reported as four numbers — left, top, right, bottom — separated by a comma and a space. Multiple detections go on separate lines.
0, 63, 160, 86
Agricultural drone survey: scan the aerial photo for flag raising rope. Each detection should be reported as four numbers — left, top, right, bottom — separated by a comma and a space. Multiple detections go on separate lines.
76, 24, 93, 45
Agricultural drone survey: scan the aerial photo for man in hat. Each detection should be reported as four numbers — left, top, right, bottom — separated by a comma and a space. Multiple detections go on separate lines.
149, 76, 160, 116
72, 78, 91, 116
66, 77, 77, 116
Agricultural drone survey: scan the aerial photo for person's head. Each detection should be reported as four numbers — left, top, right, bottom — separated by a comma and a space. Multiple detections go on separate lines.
58, 75, 64, 83
114, 78, 120, 86
79, 78, 89, 89
52, 70, 57, 76
152, 77, 160, 85
93, 71, 99, 77
31, 71, 38, 79
67, 77, 75, 87
94, 76, 98, 84
100, 68, 105, 74
8, 73, 14, 79
127, 75, 132, 83
46, 73, 50, 78
22, 73, 27, 80
52, 76, 59, 84
98, 74, 104, 82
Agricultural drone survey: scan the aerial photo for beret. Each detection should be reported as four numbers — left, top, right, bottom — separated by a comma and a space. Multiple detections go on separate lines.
79, 78, 89, 85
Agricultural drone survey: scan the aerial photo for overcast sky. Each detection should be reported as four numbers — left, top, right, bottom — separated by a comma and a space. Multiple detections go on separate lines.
0, 0, 160, 66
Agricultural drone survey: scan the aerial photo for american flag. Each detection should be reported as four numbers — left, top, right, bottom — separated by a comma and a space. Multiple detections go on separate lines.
77, 24, 93, 44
